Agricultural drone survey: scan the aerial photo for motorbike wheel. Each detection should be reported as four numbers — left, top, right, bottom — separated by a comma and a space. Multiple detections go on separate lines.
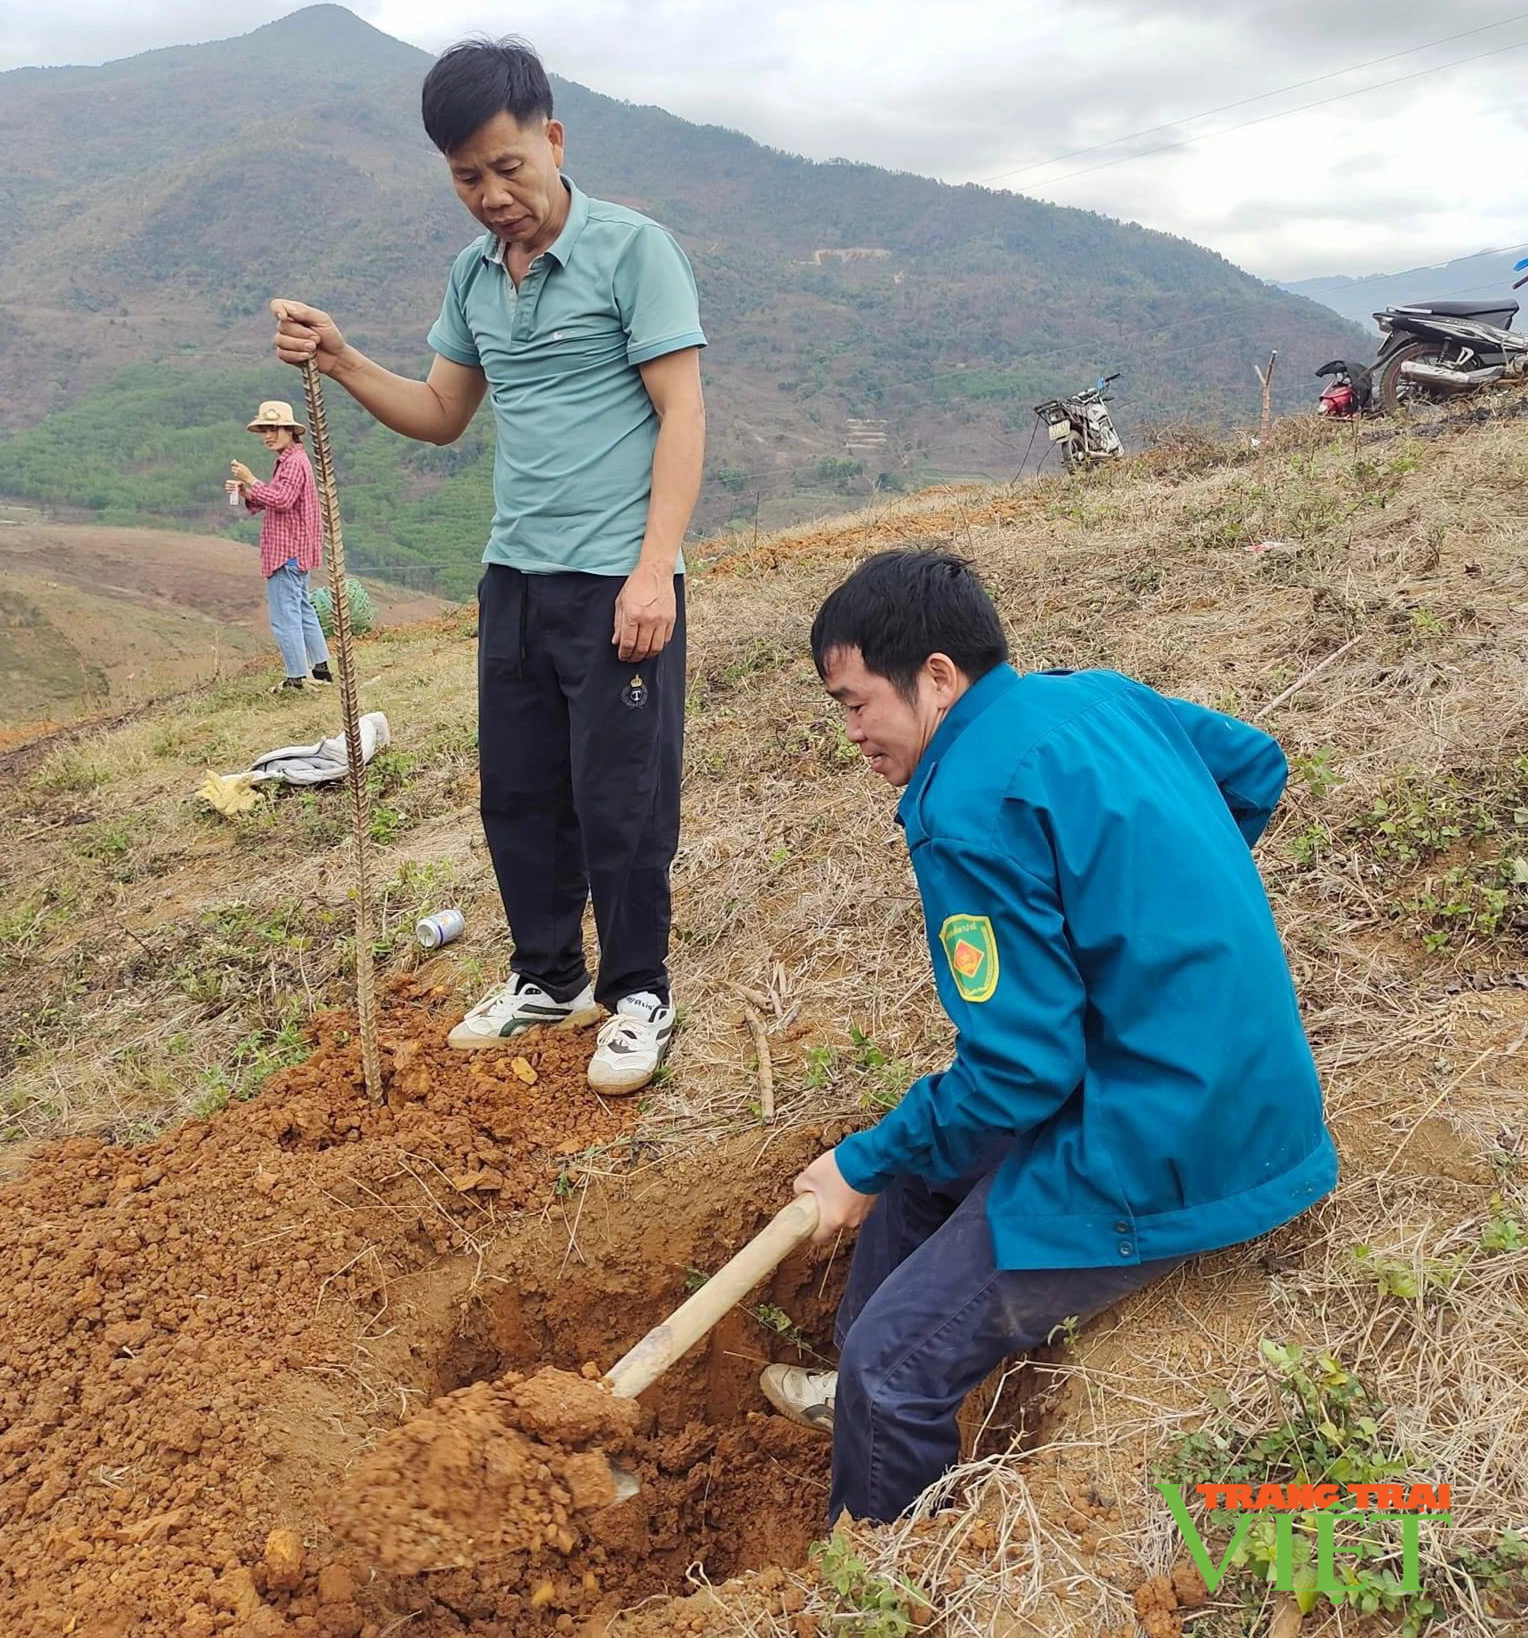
1375, 340, 1451, 415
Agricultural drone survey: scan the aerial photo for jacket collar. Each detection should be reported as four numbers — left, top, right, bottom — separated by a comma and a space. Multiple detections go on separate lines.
896, 664, 1021, 838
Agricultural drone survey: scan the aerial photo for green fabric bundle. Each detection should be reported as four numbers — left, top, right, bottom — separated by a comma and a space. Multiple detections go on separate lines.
311, 578, 376, 637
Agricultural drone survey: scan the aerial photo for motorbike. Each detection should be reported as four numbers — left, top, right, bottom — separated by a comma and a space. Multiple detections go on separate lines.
1034, 374, 1124, 471
1314, 359, 1373, 419
1320, 256, 1528, 417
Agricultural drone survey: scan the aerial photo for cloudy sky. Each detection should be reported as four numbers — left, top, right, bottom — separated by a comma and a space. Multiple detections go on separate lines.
5, 0, 1528, 281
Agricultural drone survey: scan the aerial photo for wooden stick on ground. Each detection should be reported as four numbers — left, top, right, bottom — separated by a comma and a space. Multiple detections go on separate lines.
1253, 633, 1363, 723
727, 983, 775, 1123
744, 1005, 776, 1123
299, 357, 384, 1104
726, 979, 774, 1013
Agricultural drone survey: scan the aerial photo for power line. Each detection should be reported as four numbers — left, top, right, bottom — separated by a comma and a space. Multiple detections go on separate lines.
979, 11, 1528, 188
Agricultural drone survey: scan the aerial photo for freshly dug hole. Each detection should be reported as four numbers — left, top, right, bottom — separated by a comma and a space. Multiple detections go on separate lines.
336, 1156, 841, 1634
336, 1131, 1064, 1635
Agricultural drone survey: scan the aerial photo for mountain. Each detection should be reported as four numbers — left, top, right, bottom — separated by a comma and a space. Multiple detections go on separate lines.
0, 5, 1369, 592
1282, 246, 1527, 333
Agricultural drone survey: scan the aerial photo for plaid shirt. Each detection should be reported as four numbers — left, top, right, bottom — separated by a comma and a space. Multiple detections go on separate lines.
245, 444, 323, 578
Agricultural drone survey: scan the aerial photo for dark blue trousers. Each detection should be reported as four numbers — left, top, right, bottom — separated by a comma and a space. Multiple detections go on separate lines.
829, 1147, 1182, 1523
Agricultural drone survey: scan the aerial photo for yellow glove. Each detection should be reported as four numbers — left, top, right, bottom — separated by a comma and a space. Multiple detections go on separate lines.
195, 770, 262, 817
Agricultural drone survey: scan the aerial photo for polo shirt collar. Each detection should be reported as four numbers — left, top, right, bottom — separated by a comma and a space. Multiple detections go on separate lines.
480, 176, 588, 268
544, 177, 588, 265
896, 664, 1021, 828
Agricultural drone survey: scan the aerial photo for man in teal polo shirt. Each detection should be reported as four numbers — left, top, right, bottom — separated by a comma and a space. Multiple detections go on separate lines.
270, 40, 705, 1094
761, 550, 1338, 1525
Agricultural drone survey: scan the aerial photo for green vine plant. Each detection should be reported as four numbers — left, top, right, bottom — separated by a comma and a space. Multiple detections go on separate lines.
809, 1535, 927, 1638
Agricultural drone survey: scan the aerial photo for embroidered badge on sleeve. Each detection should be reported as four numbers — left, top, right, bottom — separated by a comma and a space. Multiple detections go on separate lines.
939, 913, 1000, 1003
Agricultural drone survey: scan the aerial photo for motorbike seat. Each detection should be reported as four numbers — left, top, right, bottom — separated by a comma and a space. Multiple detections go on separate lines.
1391, 299, 1518, 324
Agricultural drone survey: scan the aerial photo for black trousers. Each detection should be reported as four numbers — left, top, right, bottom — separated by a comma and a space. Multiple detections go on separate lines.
477, 565, 684, 1009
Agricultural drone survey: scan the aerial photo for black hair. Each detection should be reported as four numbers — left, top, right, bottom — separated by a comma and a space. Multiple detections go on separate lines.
810, 550, 1009, 698
421, 38, 554, 155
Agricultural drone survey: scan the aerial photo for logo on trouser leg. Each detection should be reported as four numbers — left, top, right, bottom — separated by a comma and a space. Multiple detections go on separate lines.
622, 673, 648, 709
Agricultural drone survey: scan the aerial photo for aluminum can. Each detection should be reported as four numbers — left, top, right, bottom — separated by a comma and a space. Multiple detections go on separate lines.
416, 908, 465, 949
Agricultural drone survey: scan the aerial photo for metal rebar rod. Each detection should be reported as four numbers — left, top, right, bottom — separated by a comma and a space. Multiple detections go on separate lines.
300, 358, 384, 1103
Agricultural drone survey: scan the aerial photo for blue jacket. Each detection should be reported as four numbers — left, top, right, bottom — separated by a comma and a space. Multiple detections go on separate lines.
835, 666, 1337, 1270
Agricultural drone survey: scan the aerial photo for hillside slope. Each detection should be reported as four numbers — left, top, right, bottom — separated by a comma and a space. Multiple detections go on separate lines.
0, 392, 1524, 1635
0, 5, 1369, 575
0, 520, 448, 728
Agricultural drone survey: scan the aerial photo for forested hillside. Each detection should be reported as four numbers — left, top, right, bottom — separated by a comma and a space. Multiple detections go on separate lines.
0, 5, 1369, 588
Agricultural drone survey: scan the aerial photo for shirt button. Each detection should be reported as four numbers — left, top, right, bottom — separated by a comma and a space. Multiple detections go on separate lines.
1119, 1242, 1133, 1257
1114, 1220, 1130, 1234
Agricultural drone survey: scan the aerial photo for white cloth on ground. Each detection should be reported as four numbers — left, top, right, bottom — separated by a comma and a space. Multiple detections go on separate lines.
195, 712, 391, 816
244, 711, 391, 786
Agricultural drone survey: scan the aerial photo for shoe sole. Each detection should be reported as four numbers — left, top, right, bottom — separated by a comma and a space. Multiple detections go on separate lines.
446, 1004, 602, 1051
758, 1376, 834, 1435
586, 1067, 656, 1097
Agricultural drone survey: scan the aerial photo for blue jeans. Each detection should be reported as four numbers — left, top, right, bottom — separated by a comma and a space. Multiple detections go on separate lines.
829, 1144, 1182, 1524
265, 561, 329, 679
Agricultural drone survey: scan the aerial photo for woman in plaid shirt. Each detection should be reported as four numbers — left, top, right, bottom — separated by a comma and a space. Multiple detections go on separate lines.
227, 400, 334, 693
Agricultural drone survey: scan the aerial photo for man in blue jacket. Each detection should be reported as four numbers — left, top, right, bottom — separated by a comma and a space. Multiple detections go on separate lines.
761, 549, 1337, 1524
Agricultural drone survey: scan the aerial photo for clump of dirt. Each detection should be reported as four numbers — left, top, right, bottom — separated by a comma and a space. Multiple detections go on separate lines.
1133, 1575, 1183, 1638
342, 1395, 829, 1633
329, 1367, 641, 1574
1128, 1567, 1208, 1638
330, 1359, 830, 1631
271, 980, 637, 1211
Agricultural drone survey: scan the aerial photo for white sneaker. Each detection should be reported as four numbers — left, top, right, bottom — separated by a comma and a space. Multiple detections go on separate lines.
447, 974, 600, 1049
586, 992, 674, 1095
760, 1365, 836, 1433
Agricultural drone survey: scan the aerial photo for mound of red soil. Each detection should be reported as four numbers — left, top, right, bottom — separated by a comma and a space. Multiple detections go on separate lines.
0, 981, 833, 1636
328, 1363, 828, 1630
329, 1368, 641, 1575
0, 985, 636, 1636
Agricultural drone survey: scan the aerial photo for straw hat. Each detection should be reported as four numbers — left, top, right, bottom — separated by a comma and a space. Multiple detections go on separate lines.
247, 400, 305, 433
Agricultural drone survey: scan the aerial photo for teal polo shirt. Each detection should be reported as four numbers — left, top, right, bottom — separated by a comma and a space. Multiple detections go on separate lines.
427, 178, 706, 576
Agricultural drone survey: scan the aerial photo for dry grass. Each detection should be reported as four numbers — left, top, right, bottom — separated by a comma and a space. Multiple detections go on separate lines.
3, 392, 1528, 1632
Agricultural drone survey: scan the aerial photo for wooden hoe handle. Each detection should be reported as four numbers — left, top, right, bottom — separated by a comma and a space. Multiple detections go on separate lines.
603, 1194, 821, 1401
